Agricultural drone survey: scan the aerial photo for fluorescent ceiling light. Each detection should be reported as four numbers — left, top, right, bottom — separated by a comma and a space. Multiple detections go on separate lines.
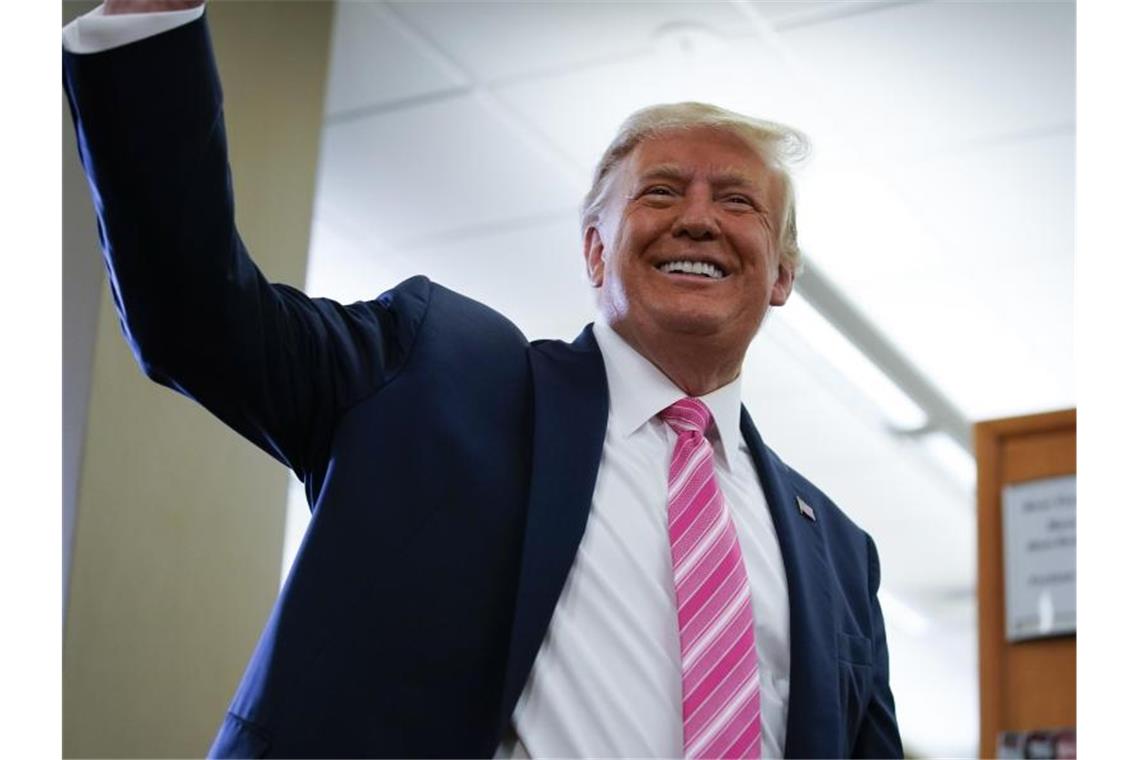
776, 296, 929, 431
919, 431, 977, 492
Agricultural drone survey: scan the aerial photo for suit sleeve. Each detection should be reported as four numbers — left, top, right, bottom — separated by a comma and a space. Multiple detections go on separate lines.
62, 12, 424, 483
852, 533, 905, 758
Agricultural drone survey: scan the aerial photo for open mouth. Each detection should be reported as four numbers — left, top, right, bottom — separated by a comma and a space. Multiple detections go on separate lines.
656, 260, 727, 280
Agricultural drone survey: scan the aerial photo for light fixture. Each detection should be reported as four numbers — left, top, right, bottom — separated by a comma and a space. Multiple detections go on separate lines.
776, 296, 929, 431
918, 430, 977, 492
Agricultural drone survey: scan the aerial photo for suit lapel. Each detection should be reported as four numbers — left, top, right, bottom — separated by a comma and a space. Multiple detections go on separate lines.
496, 325, 609, 738
740, 407, 840, 759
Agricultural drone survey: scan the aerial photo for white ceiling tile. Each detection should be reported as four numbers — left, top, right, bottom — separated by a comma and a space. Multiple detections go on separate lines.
388, 214, 596, 343
308, 210, 594, 342
315, 94, 583, 247
324, 1, 467, 117
779, 0, 1075, 158
491, 34, 807, 176
742, 1, 851, 25
388, 1, 754, 84
304, 216, 422, 305
751, 1, 920, 29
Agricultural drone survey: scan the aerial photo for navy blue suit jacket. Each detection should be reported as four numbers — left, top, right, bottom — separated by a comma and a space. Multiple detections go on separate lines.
63, 13, 901, 759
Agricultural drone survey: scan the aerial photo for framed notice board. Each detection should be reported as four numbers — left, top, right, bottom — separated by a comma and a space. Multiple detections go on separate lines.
975, 409, 1076, 757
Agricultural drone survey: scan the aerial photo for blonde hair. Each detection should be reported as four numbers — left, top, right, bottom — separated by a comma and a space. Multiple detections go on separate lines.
580, 102, 809, 272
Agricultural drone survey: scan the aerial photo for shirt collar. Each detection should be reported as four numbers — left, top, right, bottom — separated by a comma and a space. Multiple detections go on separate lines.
592, 319, 744, 471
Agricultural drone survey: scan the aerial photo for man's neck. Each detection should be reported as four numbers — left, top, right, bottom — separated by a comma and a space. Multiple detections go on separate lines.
608, 321, 745, 397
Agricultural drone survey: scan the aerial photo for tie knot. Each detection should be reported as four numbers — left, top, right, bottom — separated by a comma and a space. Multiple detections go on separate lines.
659, 397, 713, 437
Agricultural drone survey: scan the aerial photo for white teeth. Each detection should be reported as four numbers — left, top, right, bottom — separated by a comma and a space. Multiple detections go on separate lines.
657, 260, 726, 279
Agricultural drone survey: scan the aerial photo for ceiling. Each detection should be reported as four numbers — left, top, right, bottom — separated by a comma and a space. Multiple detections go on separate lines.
281, 2, 1075, 756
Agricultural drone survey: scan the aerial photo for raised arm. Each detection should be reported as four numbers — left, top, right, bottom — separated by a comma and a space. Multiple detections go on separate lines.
62, 7, 427, 483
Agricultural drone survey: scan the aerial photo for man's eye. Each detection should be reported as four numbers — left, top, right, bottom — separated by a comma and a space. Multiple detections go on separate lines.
644, 186, 675, 196
724, 195, 754, 207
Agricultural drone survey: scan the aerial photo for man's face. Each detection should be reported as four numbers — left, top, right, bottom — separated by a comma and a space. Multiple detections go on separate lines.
584, 127, 794, 358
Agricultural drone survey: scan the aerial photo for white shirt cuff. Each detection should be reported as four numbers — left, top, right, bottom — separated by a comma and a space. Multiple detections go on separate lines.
62, 3, 206, 55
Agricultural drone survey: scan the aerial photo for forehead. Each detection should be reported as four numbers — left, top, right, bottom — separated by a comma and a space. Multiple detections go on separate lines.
624, 126, 772, 187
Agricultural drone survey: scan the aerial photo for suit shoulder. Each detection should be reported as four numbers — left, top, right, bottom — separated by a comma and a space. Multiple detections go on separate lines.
361, 275, 527, 341
370, 276, 531, 357
768, 447, 873, 548
768, 447, 884, 599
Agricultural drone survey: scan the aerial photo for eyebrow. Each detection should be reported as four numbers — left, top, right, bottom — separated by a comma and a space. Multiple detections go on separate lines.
637, 163, 763, 191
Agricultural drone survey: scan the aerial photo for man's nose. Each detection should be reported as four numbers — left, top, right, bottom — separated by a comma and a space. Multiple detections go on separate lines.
671, 193, 719, 241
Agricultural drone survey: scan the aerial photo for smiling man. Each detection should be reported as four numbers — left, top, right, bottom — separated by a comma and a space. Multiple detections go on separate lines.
63, 4, 901, 759
584, 123, 797, 397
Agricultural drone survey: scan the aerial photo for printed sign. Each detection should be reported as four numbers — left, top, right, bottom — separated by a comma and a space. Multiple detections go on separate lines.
1002, 475, 1076, 641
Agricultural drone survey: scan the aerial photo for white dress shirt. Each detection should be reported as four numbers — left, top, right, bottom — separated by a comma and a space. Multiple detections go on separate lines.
62, 3, 205, 55
62, 10, 792, 756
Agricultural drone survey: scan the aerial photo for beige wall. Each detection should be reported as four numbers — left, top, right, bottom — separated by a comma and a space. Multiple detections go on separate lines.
62, 1, 103, 620
62, 3, 333, 756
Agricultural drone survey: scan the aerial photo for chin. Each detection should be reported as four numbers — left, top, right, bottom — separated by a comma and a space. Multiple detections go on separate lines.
650, 308, 731, 337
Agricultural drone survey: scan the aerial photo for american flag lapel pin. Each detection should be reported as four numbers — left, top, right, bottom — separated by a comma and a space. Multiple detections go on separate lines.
796, 496, 816, 522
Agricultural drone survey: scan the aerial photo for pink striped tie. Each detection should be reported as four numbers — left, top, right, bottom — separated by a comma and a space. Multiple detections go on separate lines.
661, 398, 762, 760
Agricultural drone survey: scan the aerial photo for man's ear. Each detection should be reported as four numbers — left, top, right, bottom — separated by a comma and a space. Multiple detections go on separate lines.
768, 259, 796, 306
583, 226, 606, 288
